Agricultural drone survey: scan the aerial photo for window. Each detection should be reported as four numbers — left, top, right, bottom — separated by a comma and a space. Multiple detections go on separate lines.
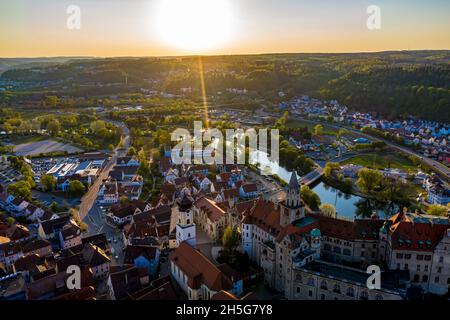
435, 276, 440, 283
296, 287, 300, 293
324, 244, 331, 251
372, 244, 376, 249
321, 294, 325, 300
320, 280, 328, 290
404, 264, 409, 270
404, 254, 411, 260
439, 256, 444, 263
438, 267, 442, 273
308, 290, 313, 297
396, 253, 403, 259
343, 249, 351, 256
375, 294, 383, 301
307, 278, 315, 286
296, 274, 302, 282
362, 244, 365, 249
333, 284, 341, 294
422, 275, 428, 283
186, 219, 190, 224
333, 247, 341, 254
424, 255, 431, 261
413, 274, 420, 282
360, 291, 368, 300
424, 265, 428, 272
346, 287, 354, 297
417, 255, 424, 261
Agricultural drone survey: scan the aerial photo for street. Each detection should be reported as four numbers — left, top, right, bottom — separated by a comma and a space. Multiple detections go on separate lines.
78, 121, 130, 220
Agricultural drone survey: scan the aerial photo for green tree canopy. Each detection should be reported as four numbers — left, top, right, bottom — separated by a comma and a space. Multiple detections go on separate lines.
68, 180, 86, 197
41, 174, 56, 191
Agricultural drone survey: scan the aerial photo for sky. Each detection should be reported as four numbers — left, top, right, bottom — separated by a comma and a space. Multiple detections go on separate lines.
1, 0, 449, 57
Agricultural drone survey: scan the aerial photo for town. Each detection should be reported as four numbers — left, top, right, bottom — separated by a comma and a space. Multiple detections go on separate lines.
0, 93, 449, 301
0, 50, 449, 302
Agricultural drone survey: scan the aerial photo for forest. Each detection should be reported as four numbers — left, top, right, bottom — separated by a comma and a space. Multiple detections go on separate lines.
1, 51, 449, 122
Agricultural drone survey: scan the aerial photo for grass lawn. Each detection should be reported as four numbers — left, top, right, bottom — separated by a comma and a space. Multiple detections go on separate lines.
9, 135, 48, 145
342, 153, 417, 172
286, 119, 338, 135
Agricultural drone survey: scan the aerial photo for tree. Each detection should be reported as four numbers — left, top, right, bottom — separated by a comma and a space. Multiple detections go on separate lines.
6, 217, 15, 225
41, 174, 56, 191
7, 181, 32, 200
337, 128, 348, 140
427, 204, 448, 217
47, 119, 61, 135
313, 124, 323, 136
356, 168, 383, 197
45, 96, 59, 107
137, 149, 146, 163
127, 146, 137, 156
119, 195, 130, 205
90, 120, 106, 134
49, 202, 59, 213
222, 227, 239, 257
324, 162, 341, 179
108, 144, 115, 151
68, 180, 86, 197
301, 185, 321, 210
320, 203, 337, 218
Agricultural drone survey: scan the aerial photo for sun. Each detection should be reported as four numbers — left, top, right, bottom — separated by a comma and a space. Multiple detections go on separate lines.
155, 0, 233, 52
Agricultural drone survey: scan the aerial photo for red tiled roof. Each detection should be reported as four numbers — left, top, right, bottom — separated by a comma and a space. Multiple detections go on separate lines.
194, 197, 226, 222
222, 188, 239, 200
170, 242, 233, 291
241, 183, 257, 193
387, 212, 450, 251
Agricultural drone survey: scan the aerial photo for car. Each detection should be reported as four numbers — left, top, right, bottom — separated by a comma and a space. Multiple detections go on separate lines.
115, 255, 119, 260
113, 239, 118, 243
107, 238, 112, 242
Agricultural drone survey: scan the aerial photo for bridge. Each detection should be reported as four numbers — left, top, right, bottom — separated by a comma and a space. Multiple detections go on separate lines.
299, 167, 324, 186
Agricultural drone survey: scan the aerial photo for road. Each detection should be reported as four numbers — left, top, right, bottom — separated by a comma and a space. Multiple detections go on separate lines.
85, 204, 125, 265
292, 116, 450, 181
299, 166, 324, 186
78, 121, 130, 220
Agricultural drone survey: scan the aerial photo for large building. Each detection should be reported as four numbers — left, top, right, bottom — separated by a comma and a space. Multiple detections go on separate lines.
241, 172, 450, 299
170, 241, 233, 300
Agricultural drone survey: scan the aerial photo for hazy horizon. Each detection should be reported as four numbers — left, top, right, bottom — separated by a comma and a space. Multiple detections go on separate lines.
2, 49, 450, 60
1, 0, 450, 57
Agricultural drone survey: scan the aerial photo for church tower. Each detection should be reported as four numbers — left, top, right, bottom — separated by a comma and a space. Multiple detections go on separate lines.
280, 172, 304, 226
176, 188, 196, 247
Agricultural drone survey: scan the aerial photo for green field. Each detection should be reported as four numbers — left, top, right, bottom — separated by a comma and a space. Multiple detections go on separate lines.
342, 153, 417, 172
286, 119, 338, 135
8, 135, 48, 145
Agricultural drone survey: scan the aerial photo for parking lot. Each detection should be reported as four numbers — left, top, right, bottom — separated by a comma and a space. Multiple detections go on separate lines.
0, 161, 20, 185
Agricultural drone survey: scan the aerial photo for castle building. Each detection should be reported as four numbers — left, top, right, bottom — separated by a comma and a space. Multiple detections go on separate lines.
241, 172, 450, 299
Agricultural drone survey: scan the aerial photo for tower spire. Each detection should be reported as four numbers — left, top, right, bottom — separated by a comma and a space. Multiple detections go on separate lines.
288, 172, 300, 190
